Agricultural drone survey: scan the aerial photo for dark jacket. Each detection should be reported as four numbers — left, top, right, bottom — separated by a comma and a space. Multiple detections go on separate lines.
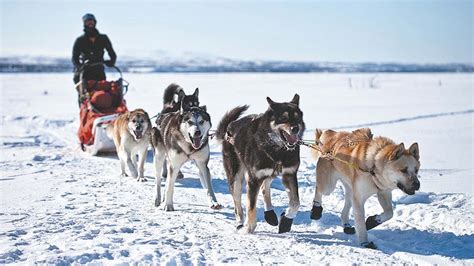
72, 32, 116, 68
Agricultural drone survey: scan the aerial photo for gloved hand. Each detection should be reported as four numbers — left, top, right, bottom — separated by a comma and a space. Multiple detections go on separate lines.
104, 60, 115, 67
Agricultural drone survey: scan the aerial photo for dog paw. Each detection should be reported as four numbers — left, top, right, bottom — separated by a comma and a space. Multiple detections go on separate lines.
366, 215, 382, 230
210, 203, 223, 210
246, 223, 257, 234
120, 173, 128, 177
264, 210, 279, 226
136, 176, 147, 182
310, 206, 323, 220
278, 212, 293, 233
361, 241, 377, 249
177, 171, 184, 179
163, 204, 174, 211
154, 197, 161, 207
236, 224, 244, 231
343, 225, 356, 234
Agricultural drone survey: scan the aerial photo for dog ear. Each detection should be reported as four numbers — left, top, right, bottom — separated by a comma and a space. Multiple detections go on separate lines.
267, 97, 277, 110
408, 142, 420, 160
291, 93, 300, 106
178, 90, 186, 101
180, 100, 185, 114
143, 110, 150, 121
193, 88, 199, 98
200, 105, 207, 112
390, 143, 405, 160
315, 128, 323, 142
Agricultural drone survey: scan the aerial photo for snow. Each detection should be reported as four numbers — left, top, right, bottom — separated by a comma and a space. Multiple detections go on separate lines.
0, 73, 473, 264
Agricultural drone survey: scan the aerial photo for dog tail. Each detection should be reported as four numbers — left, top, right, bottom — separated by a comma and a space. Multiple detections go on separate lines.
311, 128, 324, 161
215, 105, 249, 142
163, 83, 183, 106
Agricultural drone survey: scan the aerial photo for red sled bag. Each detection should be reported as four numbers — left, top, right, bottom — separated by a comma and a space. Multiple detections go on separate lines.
77, 80, 128, 146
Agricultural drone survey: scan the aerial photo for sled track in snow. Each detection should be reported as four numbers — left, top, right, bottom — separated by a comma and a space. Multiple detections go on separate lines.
332, 109, 474, 130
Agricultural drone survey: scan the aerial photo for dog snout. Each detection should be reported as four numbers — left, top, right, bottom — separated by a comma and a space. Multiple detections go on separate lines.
413, 179, 420, 190
290, 126, 299, 135
193, 130, 201, 138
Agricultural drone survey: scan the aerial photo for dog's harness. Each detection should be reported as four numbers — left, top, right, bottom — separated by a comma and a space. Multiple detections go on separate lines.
298, 139, 386, 191
224, 131, 283, 176
261, 147, 284, 177
223, 124, 387, 190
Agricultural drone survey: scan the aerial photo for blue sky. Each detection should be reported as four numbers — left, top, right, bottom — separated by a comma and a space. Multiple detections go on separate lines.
1, 0, 472, 63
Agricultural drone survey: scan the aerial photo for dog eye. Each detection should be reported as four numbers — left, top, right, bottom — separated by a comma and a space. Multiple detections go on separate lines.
401, 168, 408, 173
279, 117, 288, 123
187, 121, 194, 126
132, 119, 137, 123
199, 120, 204, 125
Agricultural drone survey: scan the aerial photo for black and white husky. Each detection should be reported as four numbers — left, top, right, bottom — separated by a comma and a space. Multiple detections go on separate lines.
151, 95, 221, 211
215, 94, 305, 233
157, 83, 200, 179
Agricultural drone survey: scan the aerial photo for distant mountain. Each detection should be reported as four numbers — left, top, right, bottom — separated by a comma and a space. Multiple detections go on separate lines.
0, 55, 472, 73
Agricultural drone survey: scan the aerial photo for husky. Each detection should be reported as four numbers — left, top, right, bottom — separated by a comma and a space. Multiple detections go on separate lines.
156, 84, 200, 179
107, 108, 152, 182
151, 102, 221, 210
215, 94, 305, 234
310, 128, 420, 249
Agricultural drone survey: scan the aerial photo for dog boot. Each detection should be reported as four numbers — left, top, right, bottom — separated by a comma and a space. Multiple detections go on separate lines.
264, 210, 278, 226
343, 223, 356, 234
310, 205, 323, 220
361, 241, 377, 249
366, 215, 382, 230
278, 212, 293, 233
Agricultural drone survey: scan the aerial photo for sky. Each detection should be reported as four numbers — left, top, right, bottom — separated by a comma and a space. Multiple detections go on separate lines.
0, 0, 472, 63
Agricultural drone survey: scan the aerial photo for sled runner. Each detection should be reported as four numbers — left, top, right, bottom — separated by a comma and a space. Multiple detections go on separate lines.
76, 62, 129, 155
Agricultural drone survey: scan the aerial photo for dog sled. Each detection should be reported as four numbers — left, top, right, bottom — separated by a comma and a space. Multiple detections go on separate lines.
76, 62, 128, 155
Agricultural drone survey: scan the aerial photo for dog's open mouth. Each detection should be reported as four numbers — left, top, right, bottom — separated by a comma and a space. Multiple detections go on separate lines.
134, 130, 143, 140
280, 129, 299, 147
397, 183, 416, 195
189, 134, 202, 149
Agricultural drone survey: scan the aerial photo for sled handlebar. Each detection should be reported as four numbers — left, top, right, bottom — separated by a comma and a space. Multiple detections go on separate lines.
79, 61, 123, 79
75, 61, 129, 105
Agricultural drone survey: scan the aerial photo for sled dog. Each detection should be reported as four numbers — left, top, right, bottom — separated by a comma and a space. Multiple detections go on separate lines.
215, 94, 305, 234
108, 108, 152, 181
151, 102, 221, 210
310, 128, 420, 249
157, 84, 200, 179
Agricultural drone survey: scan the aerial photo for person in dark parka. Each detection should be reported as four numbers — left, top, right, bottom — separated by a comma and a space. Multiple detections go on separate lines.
72, 13, 117, 84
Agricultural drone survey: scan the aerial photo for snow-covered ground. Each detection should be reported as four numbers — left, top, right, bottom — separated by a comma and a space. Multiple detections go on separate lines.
0, 73, 473, 264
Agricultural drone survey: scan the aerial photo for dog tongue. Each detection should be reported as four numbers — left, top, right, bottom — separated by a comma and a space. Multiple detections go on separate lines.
192, 137, 201, 149
283, 131, 298, 145
134, 130, 142, 139
287, 134, 298, 144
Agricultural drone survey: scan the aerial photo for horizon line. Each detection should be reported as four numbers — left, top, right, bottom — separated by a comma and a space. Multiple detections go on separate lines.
0, 54, 472, 66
